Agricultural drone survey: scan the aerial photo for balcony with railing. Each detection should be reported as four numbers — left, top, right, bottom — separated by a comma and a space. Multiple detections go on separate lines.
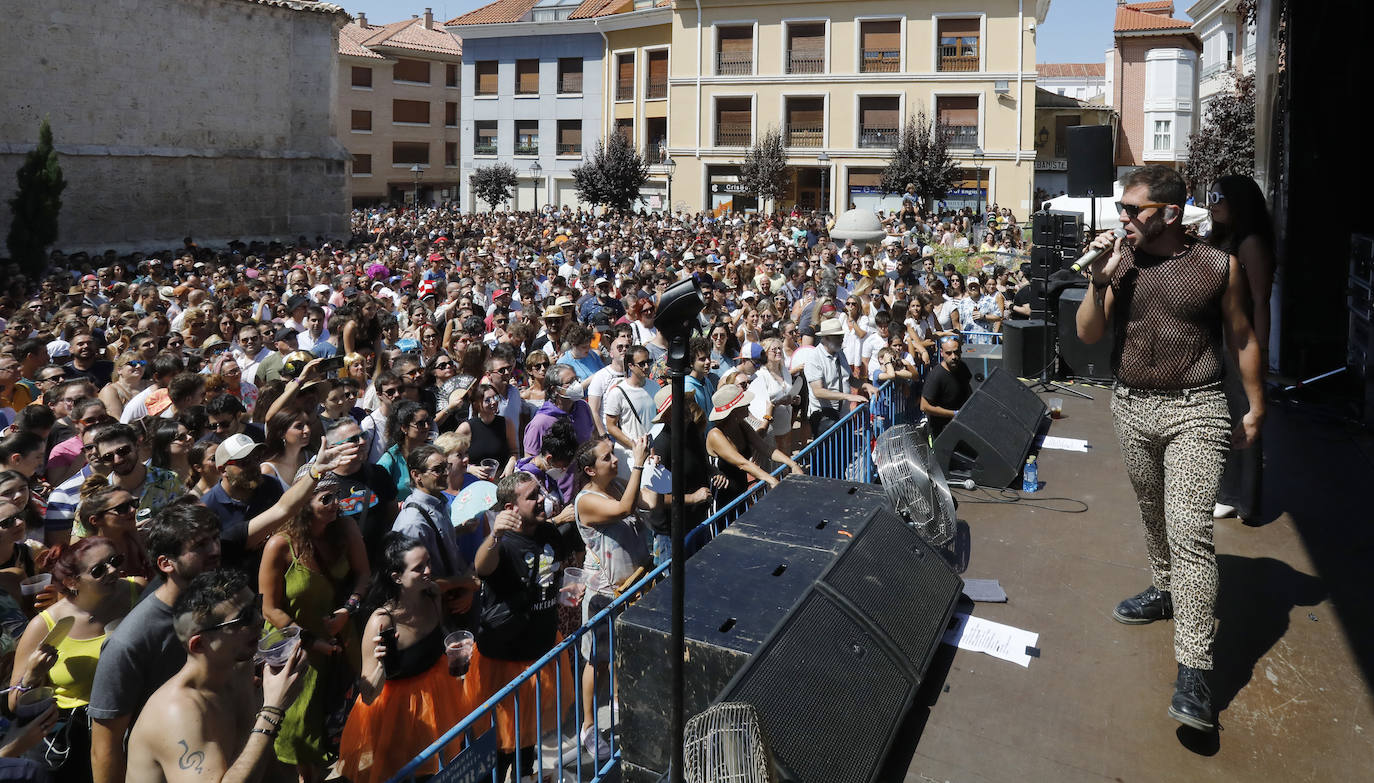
945, 125, 978, 148
645, 78, 667, 100
558, 72, 583, 94
784, 124, 823, 148
937, 44, 978, 72
715, 123, 751, 147
514, 142, 539, 156
861, 49, 901, 73
787, 49, 824, 74
716, 51, 753, 75
858, 126, 899, 148
616, 82, 634, 101
644, 141, 667, 163
474, 141, 497, 155
556, 143, 580, 156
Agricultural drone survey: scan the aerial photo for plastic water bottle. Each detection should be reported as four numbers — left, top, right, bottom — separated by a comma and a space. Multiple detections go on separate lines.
1022, 456, 1038, 493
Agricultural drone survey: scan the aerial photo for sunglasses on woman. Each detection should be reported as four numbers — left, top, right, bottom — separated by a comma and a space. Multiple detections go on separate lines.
0, 515, 23, 530
88, 553, 125, 579
101, 500, 138, 517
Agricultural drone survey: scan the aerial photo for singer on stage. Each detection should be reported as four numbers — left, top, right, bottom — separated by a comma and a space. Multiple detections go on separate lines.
1075, 165, 1264, 732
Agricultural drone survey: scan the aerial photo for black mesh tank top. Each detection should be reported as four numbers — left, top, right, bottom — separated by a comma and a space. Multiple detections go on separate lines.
1109, 237, 1230, 390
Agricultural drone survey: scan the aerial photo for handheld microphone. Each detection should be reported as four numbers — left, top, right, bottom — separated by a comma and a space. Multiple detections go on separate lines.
1070, 228, 1127, 273
948, 478, 976, 491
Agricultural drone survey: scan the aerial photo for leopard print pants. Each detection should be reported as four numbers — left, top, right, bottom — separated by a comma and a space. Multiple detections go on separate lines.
1111, 382, 1231, 670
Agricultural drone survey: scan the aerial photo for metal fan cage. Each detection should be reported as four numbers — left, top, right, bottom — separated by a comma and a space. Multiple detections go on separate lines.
683, 702, 779, 783
873, 422, 957, 547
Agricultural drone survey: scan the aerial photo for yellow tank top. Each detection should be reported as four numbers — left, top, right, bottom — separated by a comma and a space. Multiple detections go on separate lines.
39, 578, 139, 710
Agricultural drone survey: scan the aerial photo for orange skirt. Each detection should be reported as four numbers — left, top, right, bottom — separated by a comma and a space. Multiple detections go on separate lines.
336, 655, 478, 783
465, 636, 577, 752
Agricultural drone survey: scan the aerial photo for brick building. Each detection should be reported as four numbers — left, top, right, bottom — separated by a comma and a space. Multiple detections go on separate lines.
1106, 1, 1200, 172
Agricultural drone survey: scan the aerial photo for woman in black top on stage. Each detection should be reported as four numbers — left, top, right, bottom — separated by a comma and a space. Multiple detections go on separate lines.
457, 383, 514, 481
339, 534, 475, 783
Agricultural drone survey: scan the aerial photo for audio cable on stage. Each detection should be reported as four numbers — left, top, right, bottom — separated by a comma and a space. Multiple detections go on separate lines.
951, 483, 1091, 513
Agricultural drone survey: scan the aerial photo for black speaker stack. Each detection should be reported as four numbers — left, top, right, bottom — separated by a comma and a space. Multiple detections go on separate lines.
933, 367, 1049, 487
1065, 125, 1115, 200
616, 475, 963, 783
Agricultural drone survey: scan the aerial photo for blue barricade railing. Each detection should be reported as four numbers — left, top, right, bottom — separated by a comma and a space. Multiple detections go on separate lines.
961, 328, 1003, 345
388, 381, 913, 782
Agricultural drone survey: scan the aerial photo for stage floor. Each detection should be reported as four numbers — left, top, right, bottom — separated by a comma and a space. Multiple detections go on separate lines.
887, 383, 1374, 782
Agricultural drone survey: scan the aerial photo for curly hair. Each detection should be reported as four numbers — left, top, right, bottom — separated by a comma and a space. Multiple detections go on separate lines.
171, 568, 253, 643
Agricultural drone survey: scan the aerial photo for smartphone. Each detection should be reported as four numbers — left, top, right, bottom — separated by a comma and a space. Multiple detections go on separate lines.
317, 355, 345, 374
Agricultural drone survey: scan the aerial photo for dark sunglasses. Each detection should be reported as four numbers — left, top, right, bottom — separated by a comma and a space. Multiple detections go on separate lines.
432, 361, 454, 370
88, 553, 125, 579
101, 500, 138, 517
528, 362, 549, 370
632, 359, 652, 368
126, 360, 148, 368
200, 593, 264, 634
0, 515, 23, 531
95, 443, 135, 464
1116, 200, 1169, 219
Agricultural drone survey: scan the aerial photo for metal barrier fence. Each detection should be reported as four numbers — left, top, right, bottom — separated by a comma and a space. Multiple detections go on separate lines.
389, 381, 913, 782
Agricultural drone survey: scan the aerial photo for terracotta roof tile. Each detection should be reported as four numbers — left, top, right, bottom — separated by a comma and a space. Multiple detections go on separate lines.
446, 0, 537, 25
245, 0, 346, 15
1039, 62, 1106, 78
339, 22, 386, 59
1126, 1, 1175, 11
569, 0, 630, 20
362, 17, 462, 56
1115, 5, 1194, 32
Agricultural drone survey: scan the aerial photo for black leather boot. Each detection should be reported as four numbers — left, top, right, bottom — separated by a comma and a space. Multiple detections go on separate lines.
1169, 663, 1215, 731
1112, 585, 1173, 624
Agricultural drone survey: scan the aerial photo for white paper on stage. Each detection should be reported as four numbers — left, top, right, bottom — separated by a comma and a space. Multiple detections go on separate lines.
1039, 435, 1090, 452
941, 613, 1039, 668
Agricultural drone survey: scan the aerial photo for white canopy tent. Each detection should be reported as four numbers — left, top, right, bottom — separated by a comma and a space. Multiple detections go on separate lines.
1044, 183, 1210, 231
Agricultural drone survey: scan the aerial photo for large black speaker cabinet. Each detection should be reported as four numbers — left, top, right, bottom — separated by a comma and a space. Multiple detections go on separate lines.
1066, 124, 1115, 198
1028, 244, 1074, 278
933, 367, 1048, 487
1058, 288, 1115, 381
1032, 209, 1083, 248
1002, 319, 1049, 378
616, 476, 961, 783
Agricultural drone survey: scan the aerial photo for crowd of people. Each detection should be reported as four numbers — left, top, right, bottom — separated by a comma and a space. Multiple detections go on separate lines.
0, 197, 1039, 782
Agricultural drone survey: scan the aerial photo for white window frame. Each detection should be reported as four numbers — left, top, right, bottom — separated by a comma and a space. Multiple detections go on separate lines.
643, 45, 670, 103
930, 89, 984, 150
778, 91, 830, 150
711, 92, 757, 149
612, 48, 637, 104
513, 58, 542, 100
852, 91, 906, 151
779, 18, 831, 76
930, 12, 986, 73
1152, 119, 1172, 152
556, 57, 585, 97
712, 20, 759, 77
853, 15, 907, 75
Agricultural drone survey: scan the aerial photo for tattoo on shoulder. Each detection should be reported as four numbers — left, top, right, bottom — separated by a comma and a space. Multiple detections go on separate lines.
177, 740, 205, 774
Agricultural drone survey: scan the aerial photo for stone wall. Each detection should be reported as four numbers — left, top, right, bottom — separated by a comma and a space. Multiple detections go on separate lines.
0, 0, 350, 252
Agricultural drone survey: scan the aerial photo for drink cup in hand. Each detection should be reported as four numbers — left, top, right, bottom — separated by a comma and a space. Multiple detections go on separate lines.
445, 630, 475, 676
20, 574, 51, 596
559, 566, 587, 607
257, 626, 301, 671
480, 459, 500, 479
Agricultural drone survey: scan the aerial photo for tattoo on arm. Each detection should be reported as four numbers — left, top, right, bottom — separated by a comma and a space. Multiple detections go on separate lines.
177, 740, 205, 774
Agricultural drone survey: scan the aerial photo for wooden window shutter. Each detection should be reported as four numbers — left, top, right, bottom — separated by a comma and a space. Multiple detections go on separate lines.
862, 21, 900, 51
860, 99, 899, 128
938, 18, 980, 38
720, 27, 752, 53
938, 96, 978, 126
618, 55, 635, 84
648, 51, 667, 82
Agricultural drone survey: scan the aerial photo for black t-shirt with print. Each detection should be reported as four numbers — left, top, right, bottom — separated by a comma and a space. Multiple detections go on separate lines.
475, 522, 571, 661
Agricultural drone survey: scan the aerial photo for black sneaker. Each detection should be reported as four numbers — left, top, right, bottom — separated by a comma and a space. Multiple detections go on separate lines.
1168, 664, 1215, 731
1112, 585, 1173, 625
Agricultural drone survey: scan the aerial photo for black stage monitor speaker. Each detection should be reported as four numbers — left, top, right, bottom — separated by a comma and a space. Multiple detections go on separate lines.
616, 476, 962, 783
933, 367, 1048, 487
1002, 319, 1049, 378
1032, 210, 1084, 248
1066, 124, 1115, 198
1058, 288, 1115, 381
1029, 244, 1074, 278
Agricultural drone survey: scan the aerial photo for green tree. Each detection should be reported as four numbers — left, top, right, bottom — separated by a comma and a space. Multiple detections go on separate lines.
739, 126, 788, 214
880, 108, 958, 207
572, 130, 650, 212
7, 118, 66, 279
1184, 73, 1256, 193
471, 163, 519, 212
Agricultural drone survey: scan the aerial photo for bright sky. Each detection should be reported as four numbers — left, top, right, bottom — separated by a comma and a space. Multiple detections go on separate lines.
345, 0, 1155, 67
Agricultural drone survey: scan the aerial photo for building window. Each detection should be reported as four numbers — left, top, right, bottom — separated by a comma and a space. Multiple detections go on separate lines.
646, 50, 668, 100
351, 110, 372, 132
715, 97, 752, 147
716, 26, 753, 75
557, 120, 582, 156
936, 95, 978, 148
393, 59, 431, 84
615, 118, 634, 145
646, 117, 667, 162
785, 22, 825, 74
784, 97, 824, 148
351, 66, 373, 88
475, 61, 498, 96
392, 142, 429, 166
1153, 120, 1172, 151
558, 58, 584, 94
937, 18, 979, 72
446, 63, 459, 88
860, 20, 901, 73
393, 99, 430, 125
445, 102, 458, 127
353, 154, 372, 175
445, 142, 458, 167
616, 53, 635, 102
475, 121, 498, 155
858, 97, 899, 148
515, 120, 539, 156
516, 59, 540, 95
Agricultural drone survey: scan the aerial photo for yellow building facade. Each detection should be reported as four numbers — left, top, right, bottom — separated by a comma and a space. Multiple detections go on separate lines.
603, 22, 675, 208
664, 0, 1051, 217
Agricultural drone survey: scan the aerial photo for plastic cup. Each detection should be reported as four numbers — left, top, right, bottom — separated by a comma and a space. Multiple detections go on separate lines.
559, 567, 587, 607
20, 573, 51, 596
480, 458, 500, 478
257, 626, 301, 669
445, 630, 475, 676
14, 687, 55, 727
1048, 398, 1064, 419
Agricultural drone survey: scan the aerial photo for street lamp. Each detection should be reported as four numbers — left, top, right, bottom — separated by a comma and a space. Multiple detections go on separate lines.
530, 160, 543, 214
816, 151, 831, 215
410, 163, 424, 206
665, 155, 677, 214
972, 147, 984, 217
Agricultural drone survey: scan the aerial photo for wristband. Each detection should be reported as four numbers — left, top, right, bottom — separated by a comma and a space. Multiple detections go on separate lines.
308, 465, 322, 481
251, 727, 279, 738
632, 464, 645, 471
